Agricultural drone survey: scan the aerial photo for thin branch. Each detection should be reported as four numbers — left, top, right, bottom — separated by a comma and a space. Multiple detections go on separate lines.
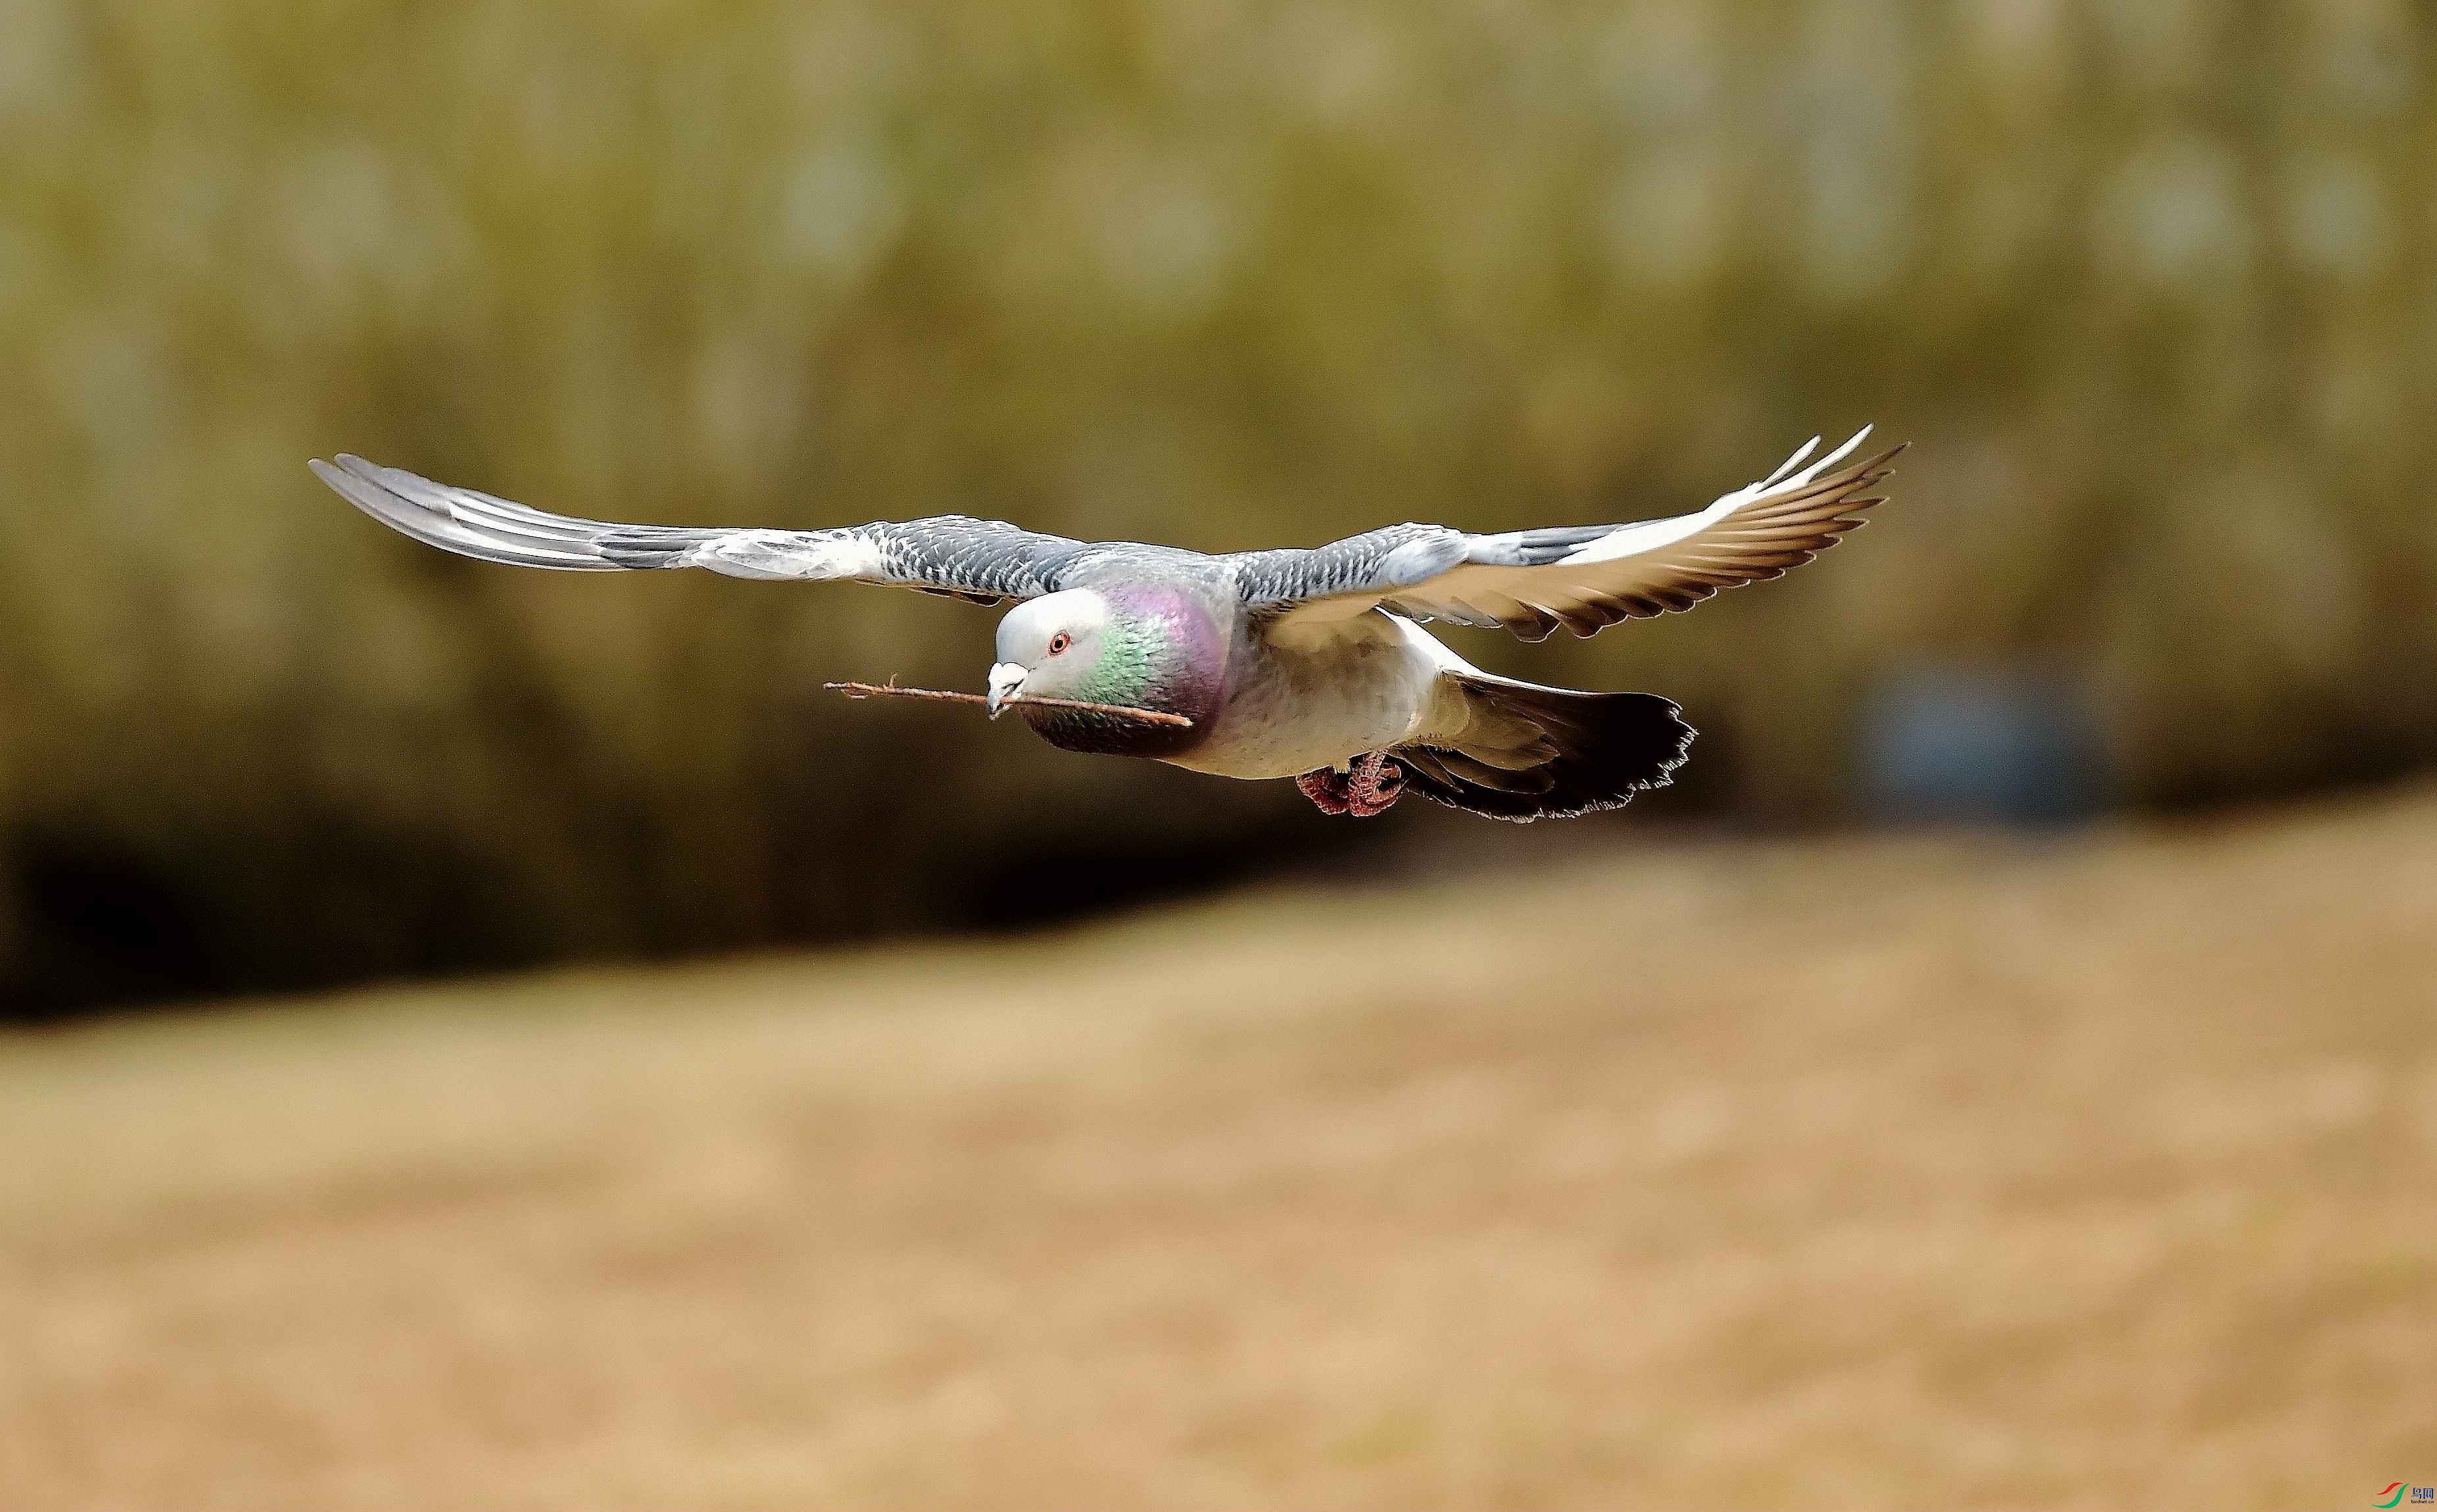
824, 681, 1194, 729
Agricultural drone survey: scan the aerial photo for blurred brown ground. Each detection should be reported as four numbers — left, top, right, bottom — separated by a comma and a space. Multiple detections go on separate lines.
4, 786, 2434, 1509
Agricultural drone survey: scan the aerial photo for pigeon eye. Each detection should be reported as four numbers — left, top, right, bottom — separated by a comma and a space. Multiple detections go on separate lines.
1047, 632, 1072, 656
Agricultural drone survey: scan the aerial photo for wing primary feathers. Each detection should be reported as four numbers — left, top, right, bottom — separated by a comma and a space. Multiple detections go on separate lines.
310, 458, 624, 570
1758, 435, 1822, 489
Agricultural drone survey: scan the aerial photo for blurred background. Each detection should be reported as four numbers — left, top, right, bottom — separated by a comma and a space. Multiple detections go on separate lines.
3, 1, 2434, 1506
3, 0, 2432, 1013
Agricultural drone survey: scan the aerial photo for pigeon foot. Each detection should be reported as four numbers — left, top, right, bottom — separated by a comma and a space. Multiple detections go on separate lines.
1295, 768, 1354, 815
1298, 752, 1403, 817
1345, 750, 1404, 816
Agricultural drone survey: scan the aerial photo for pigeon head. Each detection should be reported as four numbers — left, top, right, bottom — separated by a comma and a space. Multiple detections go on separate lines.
989, 587, 1221, 756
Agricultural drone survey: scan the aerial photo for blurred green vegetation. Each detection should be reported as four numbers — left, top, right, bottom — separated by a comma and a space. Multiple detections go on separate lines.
0, 0, 2430, 1011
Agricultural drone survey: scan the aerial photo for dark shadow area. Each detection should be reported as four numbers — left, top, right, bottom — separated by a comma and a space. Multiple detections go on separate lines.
0, 816, 553, 1023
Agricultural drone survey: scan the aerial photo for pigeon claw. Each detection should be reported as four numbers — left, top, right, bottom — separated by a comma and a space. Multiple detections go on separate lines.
1346, 750, 1404, 817
1298, 752, 1404, 818
1296, 768, 1354, 816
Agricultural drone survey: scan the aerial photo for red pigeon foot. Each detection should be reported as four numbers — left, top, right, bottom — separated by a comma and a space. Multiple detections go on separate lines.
1344, 750, 1404, 817
1296, 768, 1354, 815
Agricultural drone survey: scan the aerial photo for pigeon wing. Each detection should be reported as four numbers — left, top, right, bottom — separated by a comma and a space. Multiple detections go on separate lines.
311, 455, 1091, 603
1235, 430, 1902, 641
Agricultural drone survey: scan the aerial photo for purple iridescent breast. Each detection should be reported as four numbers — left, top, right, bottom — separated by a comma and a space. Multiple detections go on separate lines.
1020, 585, 1225, 758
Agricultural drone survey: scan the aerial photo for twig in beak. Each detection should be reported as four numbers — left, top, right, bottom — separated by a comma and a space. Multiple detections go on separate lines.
824, 682, 1194, 728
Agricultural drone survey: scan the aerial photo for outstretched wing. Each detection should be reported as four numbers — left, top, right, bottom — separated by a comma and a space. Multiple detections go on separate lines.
1235, 430, 1903, 641
310, 455, 1092, 603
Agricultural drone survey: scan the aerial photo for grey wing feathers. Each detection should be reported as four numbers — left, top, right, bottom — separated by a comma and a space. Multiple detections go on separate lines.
1228, 524, 1472, 606
1239, 429, 1903, 641
310, 455, 1087, 602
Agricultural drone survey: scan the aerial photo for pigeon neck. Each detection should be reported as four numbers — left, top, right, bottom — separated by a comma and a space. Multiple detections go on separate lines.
1023, 587, 1222, 757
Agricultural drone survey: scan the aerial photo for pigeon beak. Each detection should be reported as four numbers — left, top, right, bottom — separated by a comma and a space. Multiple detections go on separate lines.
985, 662, 1029, 718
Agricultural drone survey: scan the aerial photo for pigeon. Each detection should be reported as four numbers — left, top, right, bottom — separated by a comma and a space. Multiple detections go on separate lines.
311, 429, 1901, 821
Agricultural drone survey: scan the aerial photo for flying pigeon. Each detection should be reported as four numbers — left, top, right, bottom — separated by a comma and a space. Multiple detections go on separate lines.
311, 429, 1901, 820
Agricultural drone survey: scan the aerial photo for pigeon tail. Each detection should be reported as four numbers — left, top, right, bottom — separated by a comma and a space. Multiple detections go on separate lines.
1395, 673, 1693, 822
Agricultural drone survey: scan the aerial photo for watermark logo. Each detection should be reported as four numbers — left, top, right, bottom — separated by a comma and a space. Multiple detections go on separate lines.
2374, 1484, 2435, 1507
